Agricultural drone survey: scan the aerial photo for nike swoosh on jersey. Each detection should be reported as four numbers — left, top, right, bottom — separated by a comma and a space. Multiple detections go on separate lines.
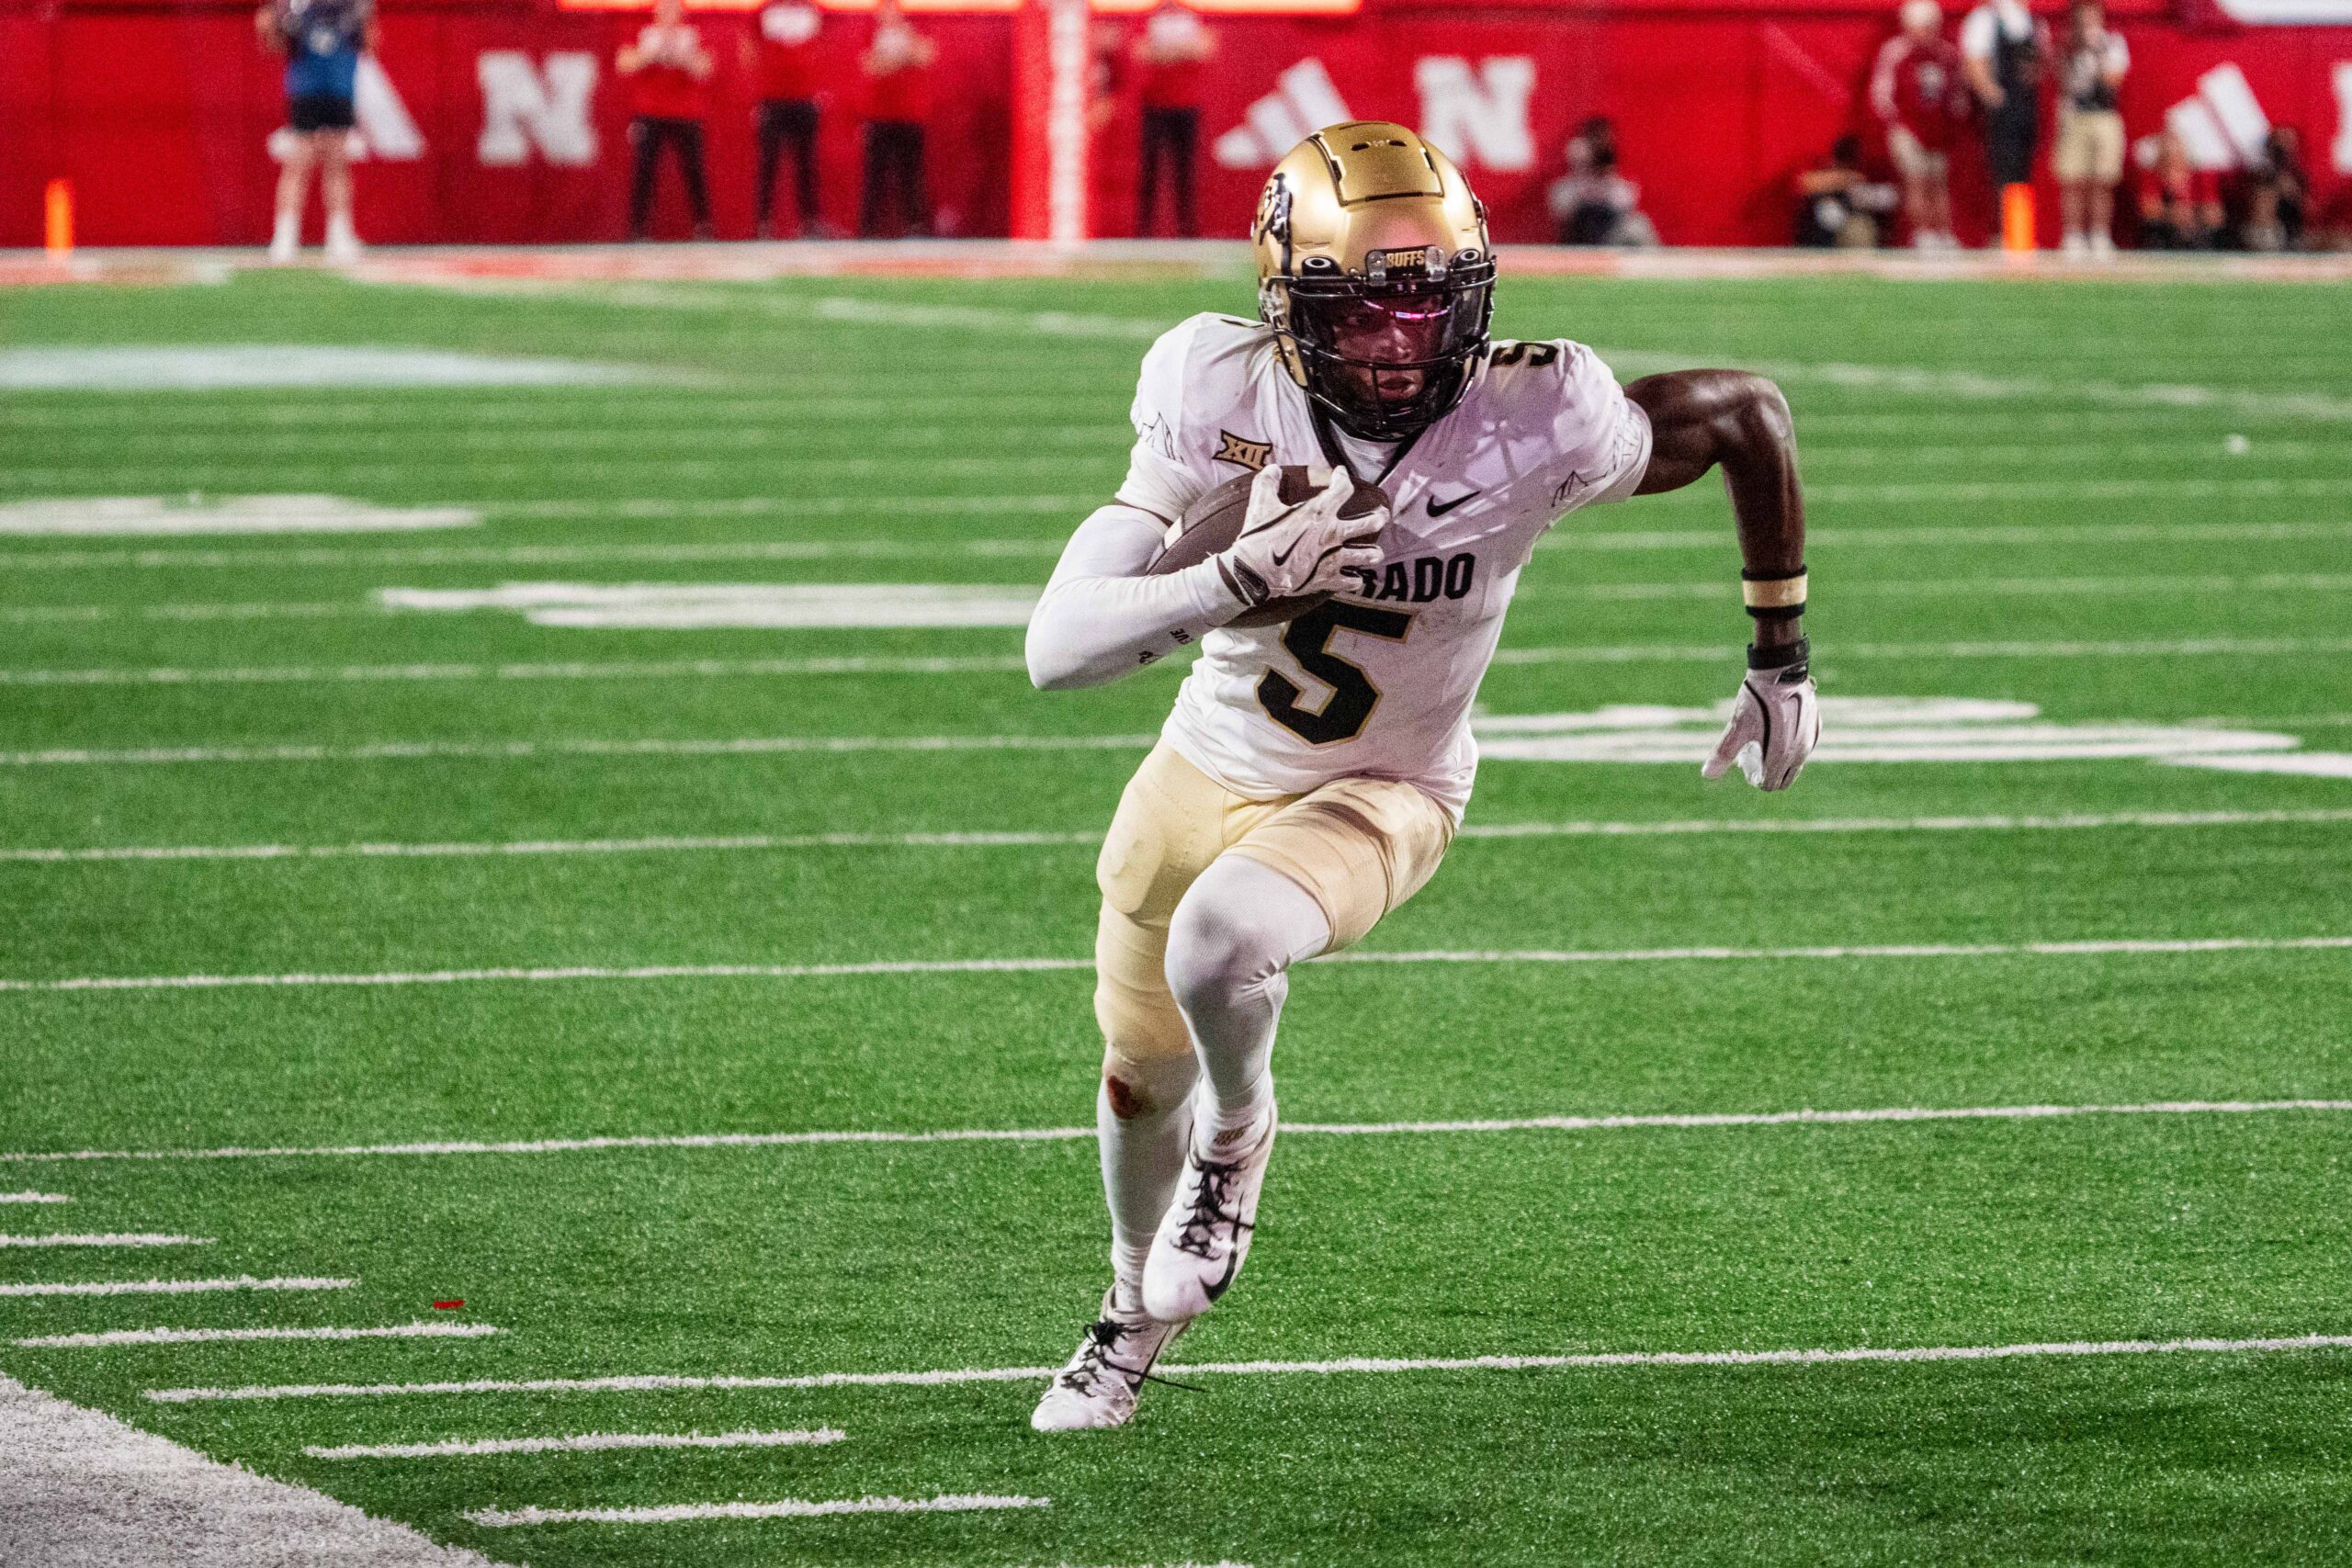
1425, 490, 1481, 516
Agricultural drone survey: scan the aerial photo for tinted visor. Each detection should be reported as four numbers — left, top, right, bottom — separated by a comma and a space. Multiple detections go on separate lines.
1290, 280, 1488, 371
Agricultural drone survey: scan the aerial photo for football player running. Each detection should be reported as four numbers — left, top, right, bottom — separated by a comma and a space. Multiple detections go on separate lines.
1024, 123, 1819, 1431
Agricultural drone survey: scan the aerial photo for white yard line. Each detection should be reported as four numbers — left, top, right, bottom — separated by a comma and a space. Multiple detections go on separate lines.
0, 654, 1032, 687
0, 516, 2342, 576
7, 807, 2352, 865
0, 457, 1083, 489
0, 602, 356, 625
2, 935, 2346, 998
0, 1191, 70, 1203
7, 634, 2352, 690
0, 958, 1093, 994
306, 1427, 845, 1460
1489, 636, 2352, 667
0, 1374, 507, 1568
0, 830, 1102, 863
0, 1275, 352, 1298
14, 1322, 499, 1349
0, 733, 1159, 769
464, 1493, 1048, 1527
15, 1099, 2350, 1169
15, 570, 2352, 628
1796, 478, 2347, 502
0, 1234, 210, 1247
144, 1332, 2352, 1407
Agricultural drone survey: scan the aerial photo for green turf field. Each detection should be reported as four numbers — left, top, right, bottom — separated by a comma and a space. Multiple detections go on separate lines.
3, 260, 2351, 1567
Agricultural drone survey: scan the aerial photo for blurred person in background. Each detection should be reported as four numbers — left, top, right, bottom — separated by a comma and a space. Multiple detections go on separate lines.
2136, 128, 2222, 249
1793, 135, 1899, 247
256, 0, 377, 265
2238, 126, 2308, 252
1134, 0, 1214, 237
2052, 0, 2128, 255
1547, 118, 1657, 246
1960, 0, 2049, 231
618, 0, 715, 240
861, 0, 937, 237
1870, 0, 1967, 249
748, 0, 828, 238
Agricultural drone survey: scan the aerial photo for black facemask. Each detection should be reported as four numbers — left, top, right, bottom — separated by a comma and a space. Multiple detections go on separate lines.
1283, 265, 1495, 441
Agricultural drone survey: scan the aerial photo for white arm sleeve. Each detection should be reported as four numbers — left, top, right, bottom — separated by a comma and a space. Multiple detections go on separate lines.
1024, 502, 1241, 691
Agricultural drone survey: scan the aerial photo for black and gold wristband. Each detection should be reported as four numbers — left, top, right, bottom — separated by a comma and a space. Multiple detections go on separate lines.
1741, 567, 1807, 622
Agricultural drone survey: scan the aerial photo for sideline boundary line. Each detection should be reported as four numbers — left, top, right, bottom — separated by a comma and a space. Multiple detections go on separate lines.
13, 1098, 2351, 1167
3, 935, 2347, 997
145, 1333, 2352, 1405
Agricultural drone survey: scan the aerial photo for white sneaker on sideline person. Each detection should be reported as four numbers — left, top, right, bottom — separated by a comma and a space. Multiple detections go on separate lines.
1031, 1287, 1187, 1431
1143, 1102, 1276, 1323
268, 212, 300, 265
324, 215, 363, 265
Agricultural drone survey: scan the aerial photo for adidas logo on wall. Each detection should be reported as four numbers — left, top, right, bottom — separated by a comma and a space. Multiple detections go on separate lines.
1213, 59, 1352, 167
2138, 62, 2268, 170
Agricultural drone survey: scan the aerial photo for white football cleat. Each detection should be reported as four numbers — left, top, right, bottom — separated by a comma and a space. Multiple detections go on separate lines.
1030, 1288, 1186, 1432
1143, 1104, 1275, 1323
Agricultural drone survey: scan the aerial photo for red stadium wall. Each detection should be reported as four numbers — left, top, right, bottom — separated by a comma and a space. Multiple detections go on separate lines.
1133, 8, 2351, 246
1, 0, 2346, 248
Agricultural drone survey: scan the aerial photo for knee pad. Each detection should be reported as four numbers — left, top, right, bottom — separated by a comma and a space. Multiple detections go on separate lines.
1094, 899, 1194, 1071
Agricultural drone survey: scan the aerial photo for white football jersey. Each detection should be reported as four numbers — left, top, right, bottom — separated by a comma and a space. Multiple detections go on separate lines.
1115, 312, 1653, 823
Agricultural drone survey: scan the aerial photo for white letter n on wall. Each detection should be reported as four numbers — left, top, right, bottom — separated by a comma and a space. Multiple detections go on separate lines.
1415, 57, 1536, 172
478, 51, 599, 167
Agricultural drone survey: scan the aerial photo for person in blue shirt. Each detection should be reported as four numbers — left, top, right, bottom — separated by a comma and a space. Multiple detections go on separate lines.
256, 0, 378, 263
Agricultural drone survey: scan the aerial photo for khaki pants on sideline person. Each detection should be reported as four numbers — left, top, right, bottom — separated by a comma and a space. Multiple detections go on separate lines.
2052, 110, 2126, 185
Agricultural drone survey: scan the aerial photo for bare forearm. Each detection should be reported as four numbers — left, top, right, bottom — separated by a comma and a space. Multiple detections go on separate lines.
1627, 369, 1806, 647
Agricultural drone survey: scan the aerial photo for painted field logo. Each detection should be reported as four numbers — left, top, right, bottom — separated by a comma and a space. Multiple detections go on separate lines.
1473, 696, 2341, 775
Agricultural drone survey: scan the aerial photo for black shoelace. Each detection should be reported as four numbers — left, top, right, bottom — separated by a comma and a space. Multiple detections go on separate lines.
1057, 1316, 1202, 1397
1171, 1155, 1253, 1260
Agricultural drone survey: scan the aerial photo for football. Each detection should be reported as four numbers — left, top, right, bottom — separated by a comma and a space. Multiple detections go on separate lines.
1146, 465, 1391, 627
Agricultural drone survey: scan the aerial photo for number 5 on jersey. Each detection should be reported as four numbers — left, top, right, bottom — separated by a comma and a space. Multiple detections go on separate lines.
1257, 600, 1414, 745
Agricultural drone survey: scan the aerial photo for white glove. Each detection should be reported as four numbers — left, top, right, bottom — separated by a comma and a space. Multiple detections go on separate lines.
1216, 465, 1387, 610
1702, 647, 1820, 791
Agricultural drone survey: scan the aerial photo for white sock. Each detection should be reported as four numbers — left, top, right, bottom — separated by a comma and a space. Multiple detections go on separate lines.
1097, 1055, 1195, 1304
1165, 855, 1330, 1150
271, 210, 299, 249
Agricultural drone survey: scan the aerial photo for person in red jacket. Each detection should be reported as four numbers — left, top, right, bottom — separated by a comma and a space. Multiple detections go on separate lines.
618, 0, 714, 241
1870, 0, 1969, 249
746, 0, 827, 238
1133, 0, 1214, 237
860, 0, 937, 237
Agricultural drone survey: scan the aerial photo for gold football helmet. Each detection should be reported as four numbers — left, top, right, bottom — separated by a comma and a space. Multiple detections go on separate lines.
1253, 122, 1495, 441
